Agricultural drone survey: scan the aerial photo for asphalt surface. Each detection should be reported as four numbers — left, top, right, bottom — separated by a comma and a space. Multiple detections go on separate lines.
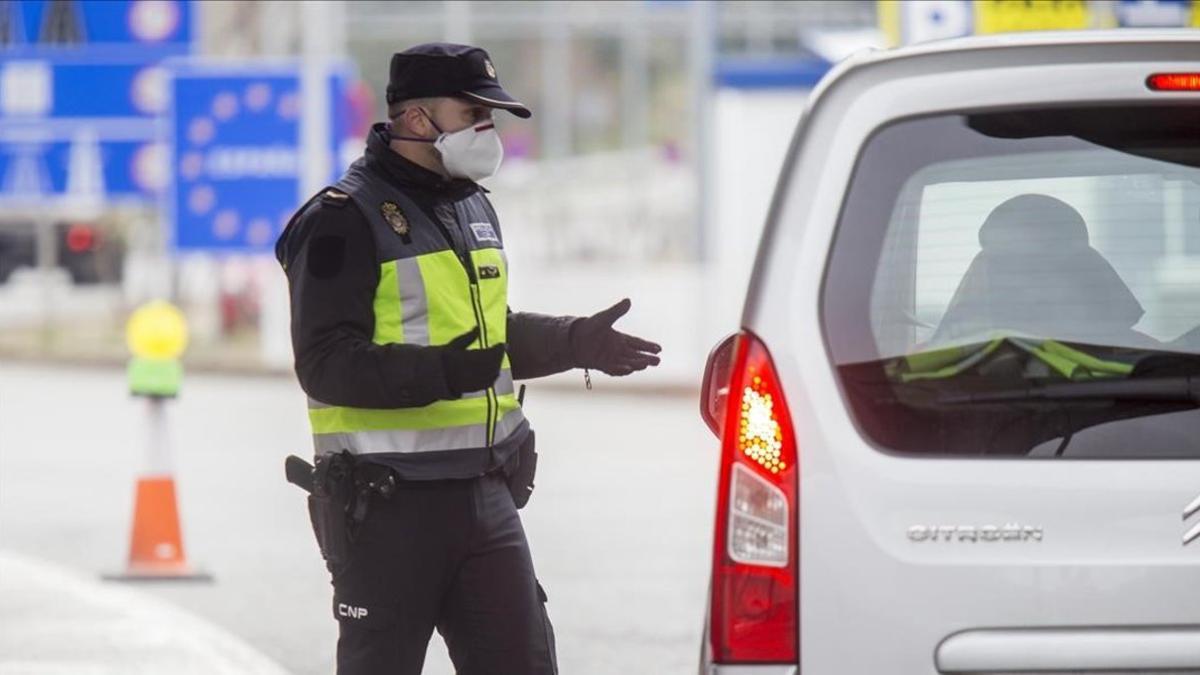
0, 551, 289, 675
0, 362, 715, 674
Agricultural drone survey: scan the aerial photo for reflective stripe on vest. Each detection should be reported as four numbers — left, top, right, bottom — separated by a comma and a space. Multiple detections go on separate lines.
311, 404, 525, 455
307, 161, 525, 457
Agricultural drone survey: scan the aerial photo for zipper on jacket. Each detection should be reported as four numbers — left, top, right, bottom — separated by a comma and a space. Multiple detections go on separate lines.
469, 281, 498, 446
425, 202, 499, 445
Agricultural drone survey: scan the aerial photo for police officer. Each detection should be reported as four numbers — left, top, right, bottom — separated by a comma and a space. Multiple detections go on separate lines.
275, 43, 662, 674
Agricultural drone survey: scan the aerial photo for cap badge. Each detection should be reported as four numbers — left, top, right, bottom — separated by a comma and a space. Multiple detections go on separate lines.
381, 201, 409, 236
483, 59, 496, 79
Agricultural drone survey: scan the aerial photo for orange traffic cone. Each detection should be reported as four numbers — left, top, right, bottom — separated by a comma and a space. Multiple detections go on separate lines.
129, 476, 190, 573
105, 474, 210, 581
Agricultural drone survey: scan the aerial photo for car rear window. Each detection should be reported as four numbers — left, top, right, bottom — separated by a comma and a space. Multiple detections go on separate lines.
822, 105, 1200, 458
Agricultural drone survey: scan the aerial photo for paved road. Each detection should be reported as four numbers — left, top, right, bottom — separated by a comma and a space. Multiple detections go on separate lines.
0, 551, 289, 675
0, 363, 715, 674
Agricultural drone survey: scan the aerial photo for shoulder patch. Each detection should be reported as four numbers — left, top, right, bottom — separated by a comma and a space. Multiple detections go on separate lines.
320, 189, 350, 208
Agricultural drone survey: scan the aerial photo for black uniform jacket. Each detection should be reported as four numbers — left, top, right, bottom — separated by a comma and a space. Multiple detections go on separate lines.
275, 125, 578, 412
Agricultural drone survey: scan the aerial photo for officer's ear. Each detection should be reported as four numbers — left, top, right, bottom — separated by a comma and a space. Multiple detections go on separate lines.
388, 104, 422, 137
407, 107, 426, 135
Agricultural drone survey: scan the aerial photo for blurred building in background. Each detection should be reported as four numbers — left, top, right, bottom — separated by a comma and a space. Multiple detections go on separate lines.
0, 0, 1196, 387
200, 0, 875, 265
0, 0, 875, 384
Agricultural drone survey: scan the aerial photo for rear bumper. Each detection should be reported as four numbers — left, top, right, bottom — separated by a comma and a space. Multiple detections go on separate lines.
700, 662, 796, 667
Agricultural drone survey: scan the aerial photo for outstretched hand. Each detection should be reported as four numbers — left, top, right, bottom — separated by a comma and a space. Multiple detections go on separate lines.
569, 299, 662, 376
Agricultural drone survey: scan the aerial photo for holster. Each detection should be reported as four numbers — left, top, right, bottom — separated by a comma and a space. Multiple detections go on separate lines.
503, 430, 538, 509
307, 494, 348, 569
287, 451, 397, 570
308, 452, 354, 568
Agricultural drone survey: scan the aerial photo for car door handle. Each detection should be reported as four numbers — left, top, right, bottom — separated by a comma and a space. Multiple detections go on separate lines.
936, 627, 1200, 673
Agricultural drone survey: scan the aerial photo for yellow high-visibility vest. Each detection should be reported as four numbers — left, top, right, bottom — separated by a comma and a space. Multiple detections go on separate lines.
306, 160, 525, 457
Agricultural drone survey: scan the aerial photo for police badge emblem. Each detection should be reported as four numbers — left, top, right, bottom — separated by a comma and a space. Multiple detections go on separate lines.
484, 59, 496, 79
381, 201, 409, 236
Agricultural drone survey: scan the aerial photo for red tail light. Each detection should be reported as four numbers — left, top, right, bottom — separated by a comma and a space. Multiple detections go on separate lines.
1146, 73, 1200, 91
708, 331, 798, 664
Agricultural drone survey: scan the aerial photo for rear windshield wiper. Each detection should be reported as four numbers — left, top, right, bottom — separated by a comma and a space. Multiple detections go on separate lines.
941, 376, 1200, 405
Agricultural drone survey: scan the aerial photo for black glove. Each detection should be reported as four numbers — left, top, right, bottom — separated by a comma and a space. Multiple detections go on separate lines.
440, 328, 505, 396
569, 298, 662, 376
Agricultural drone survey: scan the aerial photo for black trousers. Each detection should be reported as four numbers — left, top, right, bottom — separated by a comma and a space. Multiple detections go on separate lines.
330, 472, 558, 674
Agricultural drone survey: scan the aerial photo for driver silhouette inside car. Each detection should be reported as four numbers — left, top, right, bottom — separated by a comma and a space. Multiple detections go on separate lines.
933, 193, 1155, 349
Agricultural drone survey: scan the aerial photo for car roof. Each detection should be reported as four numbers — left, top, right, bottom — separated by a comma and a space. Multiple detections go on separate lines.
864, 28, 1200, 64
806, 28, 1200, 116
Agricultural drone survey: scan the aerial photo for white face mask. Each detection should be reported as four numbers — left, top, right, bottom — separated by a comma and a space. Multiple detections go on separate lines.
433, 120, 504, 181
391, 108, 504, 182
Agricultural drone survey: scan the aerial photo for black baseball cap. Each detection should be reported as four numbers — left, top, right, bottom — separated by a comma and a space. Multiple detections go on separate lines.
387, 43, 532, 119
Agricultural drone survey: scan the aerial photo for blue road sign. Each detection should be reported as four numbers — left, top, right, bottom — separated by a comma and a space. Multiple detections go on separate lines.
0, 0, 195, 205
168, 61, 363, 254
0, 0, 193, 56
0, 137, 164, 202
0, 56, 172, 201
0, 58, 171, 120
169, 65, 302, 253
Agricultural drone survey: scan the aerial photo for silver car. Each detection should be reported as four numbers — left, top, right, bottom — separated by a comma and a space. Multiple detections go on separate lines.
699, 30, 1200, 675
